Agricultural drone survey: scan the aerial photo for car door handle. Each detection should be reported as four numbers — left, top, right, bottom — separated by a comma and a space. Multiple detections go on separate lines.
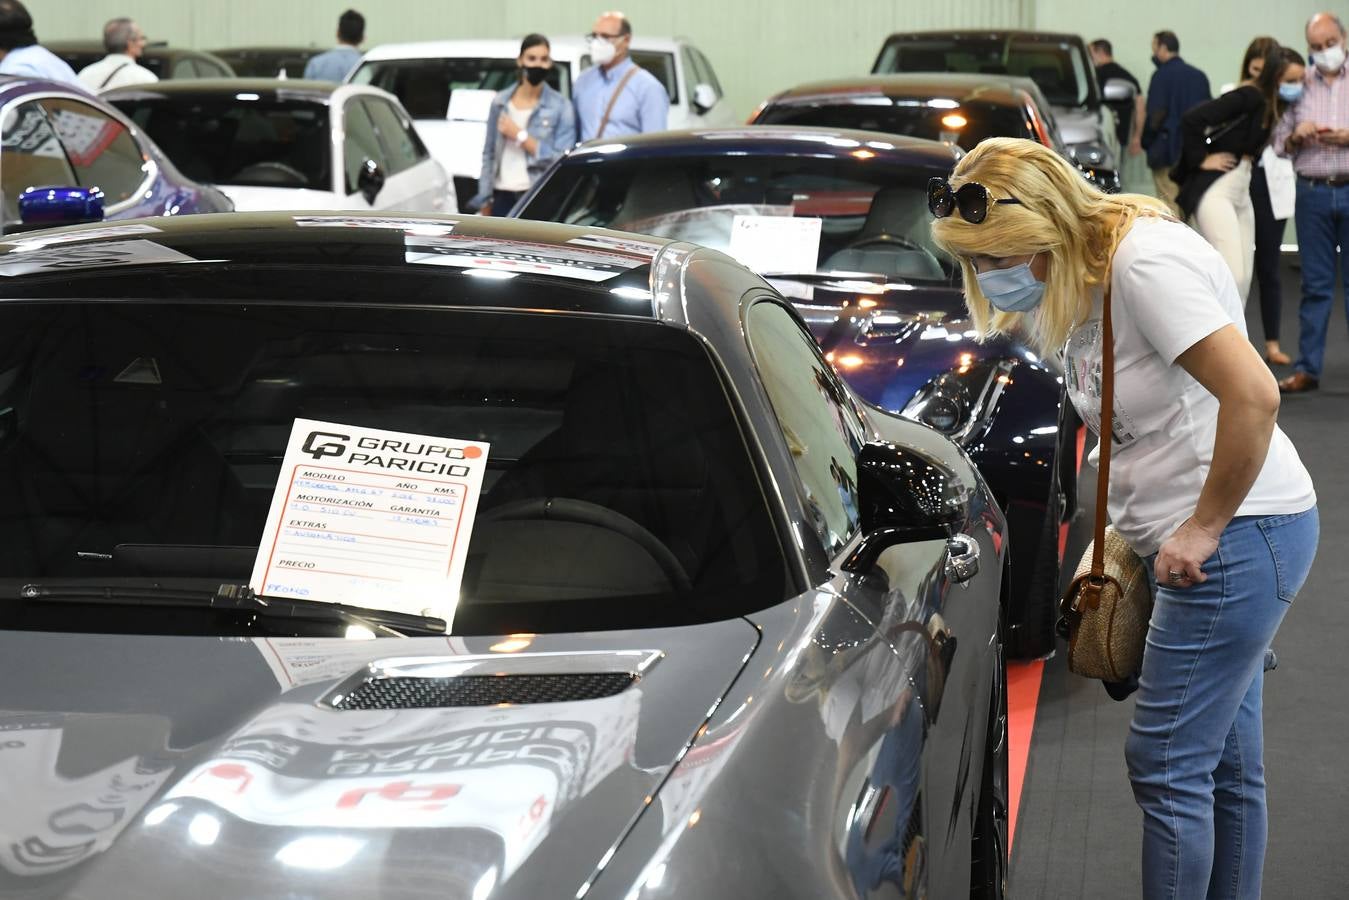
945, 534, 980, 584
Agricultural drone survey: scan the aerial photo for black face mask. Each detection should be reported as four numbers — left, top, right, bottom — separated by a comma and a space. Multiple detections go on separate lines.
1151, 55, 1163, 68
522, 65, 549, 86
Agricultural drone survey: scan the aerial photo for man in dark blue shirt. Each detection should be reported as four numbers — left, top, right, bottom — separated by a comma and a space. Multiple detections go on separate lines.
1141, 30, 1211, 216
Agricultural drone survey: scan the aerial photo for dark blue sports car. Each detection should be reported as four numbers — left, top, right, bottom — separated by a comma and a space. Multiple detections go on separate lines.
515, 127, 1077, 658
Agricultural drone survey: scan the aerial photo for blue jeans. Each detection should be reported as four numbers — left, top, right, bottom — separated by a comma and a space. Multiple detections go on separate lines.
1127, 508, 1319, 900
1293, 179, 1349, 378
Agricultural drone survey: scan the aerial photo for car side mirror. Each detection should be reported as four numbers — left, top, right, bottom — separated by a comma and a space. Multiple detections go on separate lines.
692, 83, 718, 114
841, 440, 968, 574
16, 187, 105, 229
1102, 78, 1136, 102
357, 158, 384, 205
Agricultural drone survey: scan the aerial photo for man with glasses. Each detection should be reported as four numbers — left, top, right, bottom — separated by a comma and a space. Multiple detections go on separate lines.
1273, 12, 1349, 393
573, 10, 668, 141
77, 17, 158, 92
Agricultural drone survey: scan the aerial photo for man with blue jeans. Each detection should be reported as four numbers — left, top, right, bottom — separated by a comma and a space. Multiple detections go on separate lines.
1274, 13, 1349, 393
1141, 30, 1210, 216
573, 11, 668, 141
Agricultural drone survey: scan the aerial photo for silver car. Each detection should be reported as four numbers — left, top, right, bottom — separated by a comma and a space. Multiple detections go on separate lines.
0, 213, 1007, 899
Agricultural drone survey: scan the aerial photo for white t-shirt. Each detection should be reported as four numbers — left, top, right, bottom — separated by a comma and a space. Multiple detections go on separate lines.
1063, 217, 1315, 556
493, 101, 534, 193
77, 54, 158, 92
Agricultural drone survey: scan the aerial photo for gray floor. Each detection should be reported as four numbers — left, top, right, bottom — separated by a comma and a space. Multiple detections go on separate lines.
1009, 261, 1349, 899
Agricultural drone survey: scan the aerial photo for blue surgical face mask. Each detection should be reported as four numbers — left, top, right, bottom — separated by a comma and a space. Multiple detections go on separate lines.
975, 259, 1045, 313
1279, 82, 1304, 103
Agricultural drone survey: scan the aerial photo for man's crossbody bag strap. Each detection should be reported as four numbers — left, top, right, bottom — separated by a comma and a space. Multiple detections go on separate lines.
596, 66, 640, 139
99, 62, 131, 90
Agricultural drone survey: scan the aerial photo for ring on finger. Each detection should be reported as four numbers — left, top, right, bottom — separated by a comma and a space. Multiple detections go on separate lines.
1167, 570, 1184, 583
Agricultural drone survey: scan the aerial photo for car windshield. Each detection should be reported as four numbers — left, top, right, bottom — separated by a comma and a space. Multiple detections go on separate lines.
113, 97, 331, 189
0, 299, 786, 636
756, 98, 1036, 152
519, 155, 955, 282
213, 50, 317, 78
350, 58, 573, 117
874, 36, 1093, 108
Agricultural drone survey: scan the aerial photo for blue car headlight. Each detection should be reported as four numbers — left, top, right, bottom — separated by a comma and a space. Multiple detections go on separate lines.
901, 359, 1016, 443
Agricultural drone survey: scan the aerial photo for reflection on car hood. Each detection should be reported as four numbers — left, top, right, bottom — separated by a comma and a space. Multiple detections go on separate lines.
785, 280, 1047, 409
0, 619, 758, 898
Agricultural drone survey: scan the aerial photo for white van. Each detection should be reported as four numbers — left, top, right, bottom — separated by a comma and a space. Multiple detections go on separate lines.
347, 37, 738, 211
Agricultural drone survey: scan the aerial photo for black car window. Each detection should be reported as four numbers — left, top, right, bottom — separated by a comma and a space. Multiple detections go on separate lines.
692, 47, 723, 97
518, 154, 952, 281
874, 36, 1093, 108
0, 301, 788, 635
0, 101, 79, 226
38, 98, 145, 205
756, 98, 1037, 152
746, 300, 864, 556
350, 58, 572, 117
115, 96, 331, 190
362, 97, 424, 174
343, 98, 387, 192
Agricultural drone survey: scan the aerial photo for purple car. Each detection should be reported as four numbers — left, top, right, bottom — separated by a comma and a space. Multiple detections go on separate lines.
0, 75, 232, 233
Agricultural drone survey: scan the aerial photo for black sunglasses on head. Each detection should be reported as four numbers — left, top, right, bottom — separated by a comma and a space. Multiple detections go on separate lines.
928, 177, 1022, 224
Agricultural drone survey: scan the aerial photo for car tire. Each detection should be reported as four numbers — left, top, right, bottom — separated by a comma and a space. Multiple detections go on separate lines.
970, 611, 1009, 899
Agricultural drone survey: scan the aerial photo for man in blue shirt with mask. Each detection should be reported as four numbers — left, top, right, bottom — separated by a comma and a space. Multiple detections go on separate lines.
0, 0, 80, 87
573, 11, 668, 142
1141, 30, 1211, 216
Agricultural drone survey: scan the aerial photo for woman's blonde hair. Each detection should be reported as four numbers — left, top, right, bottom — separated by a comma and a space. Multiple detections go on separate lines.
930, 138, 1169, 355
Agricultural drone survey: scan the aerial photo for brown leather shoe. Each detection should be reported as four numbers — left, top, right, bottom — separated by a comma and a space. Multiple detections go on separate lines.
1278, 372, 1319, 393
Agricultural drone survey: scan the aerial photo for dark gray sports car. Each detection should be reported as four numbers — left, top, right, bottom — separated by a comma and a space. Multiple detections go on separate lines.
0, 213, 1007, 898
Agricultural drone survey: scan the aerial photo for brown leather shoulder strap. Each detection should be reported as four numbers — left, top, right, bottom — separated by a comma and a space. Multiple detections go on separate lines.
1089, 275, 1115, 578
595, 66, 640, 139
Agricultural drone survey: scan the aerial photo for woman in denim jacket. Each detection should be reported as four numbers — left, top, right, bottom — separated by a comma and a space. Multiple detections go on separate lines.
471, 34, 577, 215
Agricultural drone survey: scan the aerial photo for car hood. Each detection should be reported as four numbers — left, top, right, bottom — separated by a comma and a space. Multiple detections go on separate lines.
218, 185, 348, 211
0, 619, 759, 898
1050, 104, 1103, 149
415, 119, 489, 180
784, 279, 1044, 409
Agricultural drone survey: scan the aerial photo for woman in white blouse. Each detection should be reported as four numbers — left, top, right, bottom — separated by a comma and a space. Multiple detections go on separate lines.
929, 137, 1318, 900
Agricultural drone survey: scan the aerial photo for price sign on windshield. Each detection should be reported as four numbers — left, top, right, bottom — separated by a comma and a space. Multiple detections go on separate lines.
249, 419, 490, 629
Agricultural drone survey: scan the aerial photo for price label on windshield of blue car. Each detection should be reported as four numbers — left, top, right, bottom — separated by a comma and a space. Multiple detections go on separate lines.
249, 419, 490, 630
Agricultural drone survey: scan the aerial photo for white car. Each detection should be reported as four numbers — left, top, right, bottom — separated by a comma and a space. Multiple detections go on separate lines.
106, 79, 455, 213
347, 37, 738, 211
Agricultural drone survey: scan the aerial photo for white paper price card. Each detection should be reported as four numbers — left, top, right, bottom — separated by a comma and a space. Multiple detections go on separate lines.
250, 419, 490, 629
728, 214, 822, 276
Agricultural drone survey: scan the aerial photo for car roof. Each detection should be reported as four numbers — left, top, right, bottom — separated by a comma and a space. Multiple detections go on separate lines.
0, 213, 682, 319
45, 41, 232, 62
102, 78, 341, 103
561, 124, 960, 169
766, 73, 1037, 108
878, 29, 1086, 43
358, 35, 680, 63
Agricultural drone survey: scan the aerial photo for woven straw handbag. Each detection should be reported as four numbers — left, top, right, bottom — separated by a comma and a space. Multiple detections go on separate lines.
1057, 278, 1154, 682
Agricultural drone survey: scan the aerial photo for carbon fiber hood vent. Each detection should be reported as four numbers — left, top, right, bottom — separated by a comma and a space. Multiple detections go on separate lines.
322, 649, 662, 710
331, 672, 636, 709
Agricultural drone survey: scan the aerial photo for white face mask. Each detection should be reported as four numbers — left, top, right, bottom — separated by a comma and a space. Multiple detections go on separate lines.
588, 36, 617, 66
1313, 43, 1346, 73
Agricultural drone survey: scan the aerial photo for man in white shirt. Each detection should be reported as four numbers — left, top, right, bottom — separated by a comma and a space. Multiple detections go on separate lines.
0, 0, 80, 87
78, 18, 158, 93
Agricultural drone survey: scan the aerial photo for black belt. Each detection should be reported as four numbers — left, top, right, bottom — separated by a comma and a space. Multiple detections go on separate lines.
1298, 174, 1349, 186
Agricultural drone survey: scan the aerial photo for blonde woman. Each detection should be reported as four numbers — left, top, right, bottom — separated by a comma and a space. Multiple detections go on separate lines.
929, 137, 1318, 900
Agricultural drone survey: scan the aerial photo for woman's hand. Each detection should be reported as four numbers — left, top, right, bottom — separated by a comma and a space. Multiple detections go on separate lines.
1199, 152, 1238, 172
497, 113, 520, 140
1154, 518, 1221, 589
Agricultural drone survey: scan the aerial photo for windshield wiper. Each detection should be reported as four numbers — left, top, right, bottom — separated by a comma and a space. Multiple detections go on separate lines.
15, 582, 448, 637
763, 271, 894, 284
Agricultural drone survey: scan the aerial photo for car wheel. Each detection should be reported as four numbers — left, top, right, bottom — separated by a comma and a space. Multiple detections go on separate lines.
970, 613, 1009, 899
